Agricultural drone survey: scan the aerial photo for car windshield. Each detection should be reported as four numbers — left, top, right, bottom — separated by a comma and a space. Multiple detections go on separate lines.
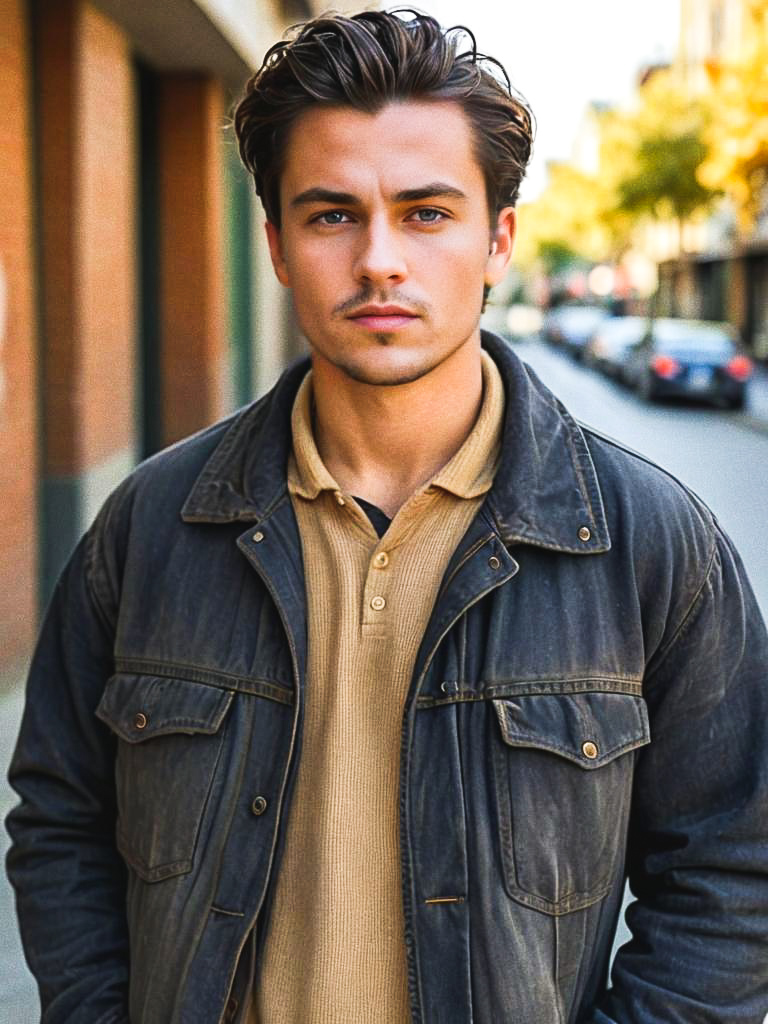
558, 307, 607, 329
600, 317, 646, 342
653, 320, 735, 358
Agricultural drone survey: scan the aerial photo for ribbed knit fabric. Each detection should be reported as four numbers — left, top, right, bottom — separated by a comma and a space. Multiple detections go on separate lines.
253, 351, 505, 1023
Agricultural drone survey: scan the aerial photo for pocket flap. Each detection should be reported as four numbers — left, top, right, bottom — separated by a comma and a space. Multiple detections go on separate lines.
97, 673, 234, 744
492, 692, 649, 768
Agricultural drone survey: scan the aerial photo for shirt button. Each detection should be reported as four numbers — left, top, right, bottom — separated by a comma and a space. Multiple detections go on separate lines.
373, 551, 390, 569
370, 595, 386, 611
582, 741, 599, 760
578, 526, 591, 542
251, 796, 268, 816
334, 491, 346, 506
134, 712, 148, 730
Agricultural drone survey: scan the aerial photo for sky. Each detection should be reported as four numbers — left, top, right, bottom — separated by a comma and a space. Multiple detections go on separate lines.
411, 0, 682, 201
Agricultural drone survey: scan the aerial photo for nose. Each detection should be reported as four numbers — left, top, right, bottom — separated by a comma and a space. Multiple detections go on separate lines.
353, 216, 407, 286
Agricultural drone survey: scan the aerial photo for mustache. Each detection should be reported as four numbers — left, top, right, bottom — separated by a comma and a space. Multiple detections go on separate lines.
333, 288, 429, 317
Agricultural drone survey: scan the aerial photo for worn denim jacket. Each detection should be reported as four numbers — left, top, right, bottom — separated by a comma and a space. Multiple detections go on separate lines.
7, 333, 768, 1023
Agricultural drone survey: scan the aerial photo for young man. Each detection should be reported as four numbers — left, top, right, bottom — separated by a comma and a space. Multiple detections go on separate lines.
7, 10, 768, 1024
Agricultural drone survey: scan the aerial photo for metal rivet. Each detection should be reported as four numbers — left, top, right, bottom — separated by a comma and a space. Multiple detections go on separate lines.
488, 555, 501, 570
582, 741, 598, 760
253, 531, 264, 543
251, 796, 268, 816
370, 595, 386, 611
134, 712, 148, 730
440, 681, 457, 694
373, 551, 390, 569
578, 526, 591, 542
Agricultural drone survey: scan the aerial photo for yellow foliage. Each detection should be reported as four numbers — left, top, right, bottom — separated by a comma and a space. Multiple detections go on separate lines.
698, 1, 768, 226
516, 69, 712, 269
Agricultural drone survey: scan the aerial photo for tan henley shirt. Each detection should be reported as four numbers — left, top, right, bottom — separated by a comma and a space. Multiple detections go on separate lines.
254, 350, 505, 1023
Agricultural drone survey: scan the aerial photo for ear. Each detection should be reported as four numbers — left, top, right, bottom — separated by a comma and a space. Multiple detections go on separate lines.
265, 221, 290, 287
484, 207, 516, 288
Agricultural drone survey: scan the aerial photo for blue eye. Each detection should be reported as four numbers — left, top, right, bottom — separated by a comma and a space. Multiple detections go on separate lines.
412, 208, 444, 223
316, 210, 350, 225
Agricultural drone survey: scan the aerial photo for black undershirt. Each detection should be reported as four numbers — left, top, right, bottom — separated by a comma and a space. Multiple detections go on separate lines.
353, 497, 392, 539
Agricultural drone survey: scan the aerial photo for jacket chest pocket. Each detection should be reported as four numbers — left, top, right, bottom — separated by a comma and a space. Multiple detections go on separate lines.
96, 673, 234, 883
491, 691, 649, 915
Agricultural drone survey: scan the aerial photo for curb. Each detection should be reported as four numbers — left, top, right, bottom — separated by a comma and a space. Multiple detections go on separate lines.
734, 411, 768, 437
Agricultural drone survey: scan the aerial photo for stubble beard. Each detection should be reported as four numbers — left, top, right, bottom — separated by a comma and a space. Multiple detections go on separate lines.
333, 333, 439, 387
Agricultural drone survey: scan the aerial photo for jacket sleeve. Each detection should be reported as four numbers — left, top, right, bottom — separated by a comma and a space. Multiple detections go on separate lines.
5, 519, 130, 1023
591, 524, 768, 1022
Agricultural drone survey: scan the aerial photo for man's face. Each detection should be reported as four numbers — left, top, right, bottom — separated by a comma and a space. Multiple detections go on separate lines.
266, 100, 516, 387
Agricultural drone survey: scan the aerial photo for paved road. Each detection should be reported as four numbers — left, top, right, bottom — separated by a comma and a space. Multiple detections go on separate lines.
2, 339, 767, 1017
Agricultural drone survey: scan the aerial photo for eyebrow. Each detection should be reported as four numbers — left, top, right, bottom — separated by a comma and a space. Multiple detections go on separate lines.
290, 183, 468, 208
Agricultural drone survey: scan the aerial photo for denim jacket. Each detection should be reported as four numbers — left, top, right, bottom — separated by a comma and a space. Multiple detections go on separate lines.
7, 333, 768, 1023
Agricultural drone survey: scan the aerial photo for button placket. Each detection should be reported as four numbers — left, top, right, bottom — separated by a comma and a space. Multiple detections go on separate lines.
362, 557, 391, 632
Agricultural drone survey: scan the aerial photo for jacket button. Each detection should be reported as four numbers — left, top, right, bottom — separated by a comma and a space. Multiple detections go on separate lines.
251, 796, 268, 816
134, 712, 148, 730
578, 526, 591, 542
253, 531, 264, 543
582, 741, 598, 759
488, 555, 501, 570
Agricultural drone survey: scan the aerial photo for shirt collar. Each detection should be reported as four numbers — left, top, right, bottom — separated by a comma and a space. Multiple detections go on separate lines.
181, 332, 610, 556
287, 372, 335, 500
287, 350, 504, 504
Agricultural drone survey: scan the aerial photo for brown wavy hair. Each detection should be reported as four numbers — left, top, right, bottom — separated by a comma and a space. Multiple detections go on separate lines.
233, 9, 534, 227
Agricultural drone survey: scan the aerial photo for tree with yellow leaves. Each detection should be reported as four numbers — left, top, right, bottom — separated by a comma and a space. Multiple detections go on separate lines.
516, 67, 718, 273
697, 0, 768, 231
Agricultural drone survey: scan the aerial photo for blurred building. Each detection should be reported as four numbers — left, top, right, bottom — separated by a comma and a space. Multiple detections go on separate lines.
678, 0, 750, 87
658, 0, 768, 356
0, 0, 321, 687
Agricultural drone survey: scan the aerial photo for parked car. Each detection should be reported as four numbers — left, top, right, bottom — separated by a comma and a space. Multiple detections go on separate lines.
623, 318, 752, 409
584, 316, 648, 378
541, 304, 610, 359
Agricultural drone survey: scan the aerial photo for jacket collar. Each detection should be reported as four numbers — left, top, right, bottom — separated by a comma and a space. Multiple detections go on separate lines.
181, 332, 610, 555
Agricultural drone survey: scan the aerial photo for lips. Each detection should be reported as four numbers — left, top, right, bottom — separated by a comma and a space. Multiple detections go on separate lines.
348, 305, 419, 330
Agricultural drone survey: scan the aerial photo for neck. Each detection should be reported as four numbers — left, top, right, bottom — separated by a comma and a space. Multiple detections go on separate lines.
311, 337, 484, 518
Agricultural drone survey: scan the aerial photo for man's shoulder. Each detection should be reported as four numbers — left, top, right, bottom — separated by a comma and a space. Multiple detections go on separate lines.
91, 388, 277, 545
580, 422, 717, 564
119, 407, 248, 510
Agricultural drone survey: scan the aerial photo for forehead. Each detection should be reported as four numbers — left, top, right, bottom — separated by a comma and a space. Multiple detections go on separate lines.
279, 100, 485, 200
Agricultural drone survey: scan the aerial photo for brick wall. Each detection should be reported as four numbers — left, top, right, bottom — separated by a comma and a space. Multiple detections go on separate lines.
157, 75, 228, 446
0, 0, 38, 674
36, 0, 137, 593
38, 0, 136, 475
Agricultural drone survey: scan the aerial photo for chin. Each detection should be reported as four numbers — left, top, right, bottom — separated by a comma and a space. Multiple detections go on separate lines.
337, 360, 436, 387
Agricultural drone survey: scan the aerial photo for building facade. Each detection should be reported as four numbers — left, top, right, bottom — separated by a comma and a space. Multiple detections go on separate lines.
0, 0, 319, 686
659, 0, 768, 356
